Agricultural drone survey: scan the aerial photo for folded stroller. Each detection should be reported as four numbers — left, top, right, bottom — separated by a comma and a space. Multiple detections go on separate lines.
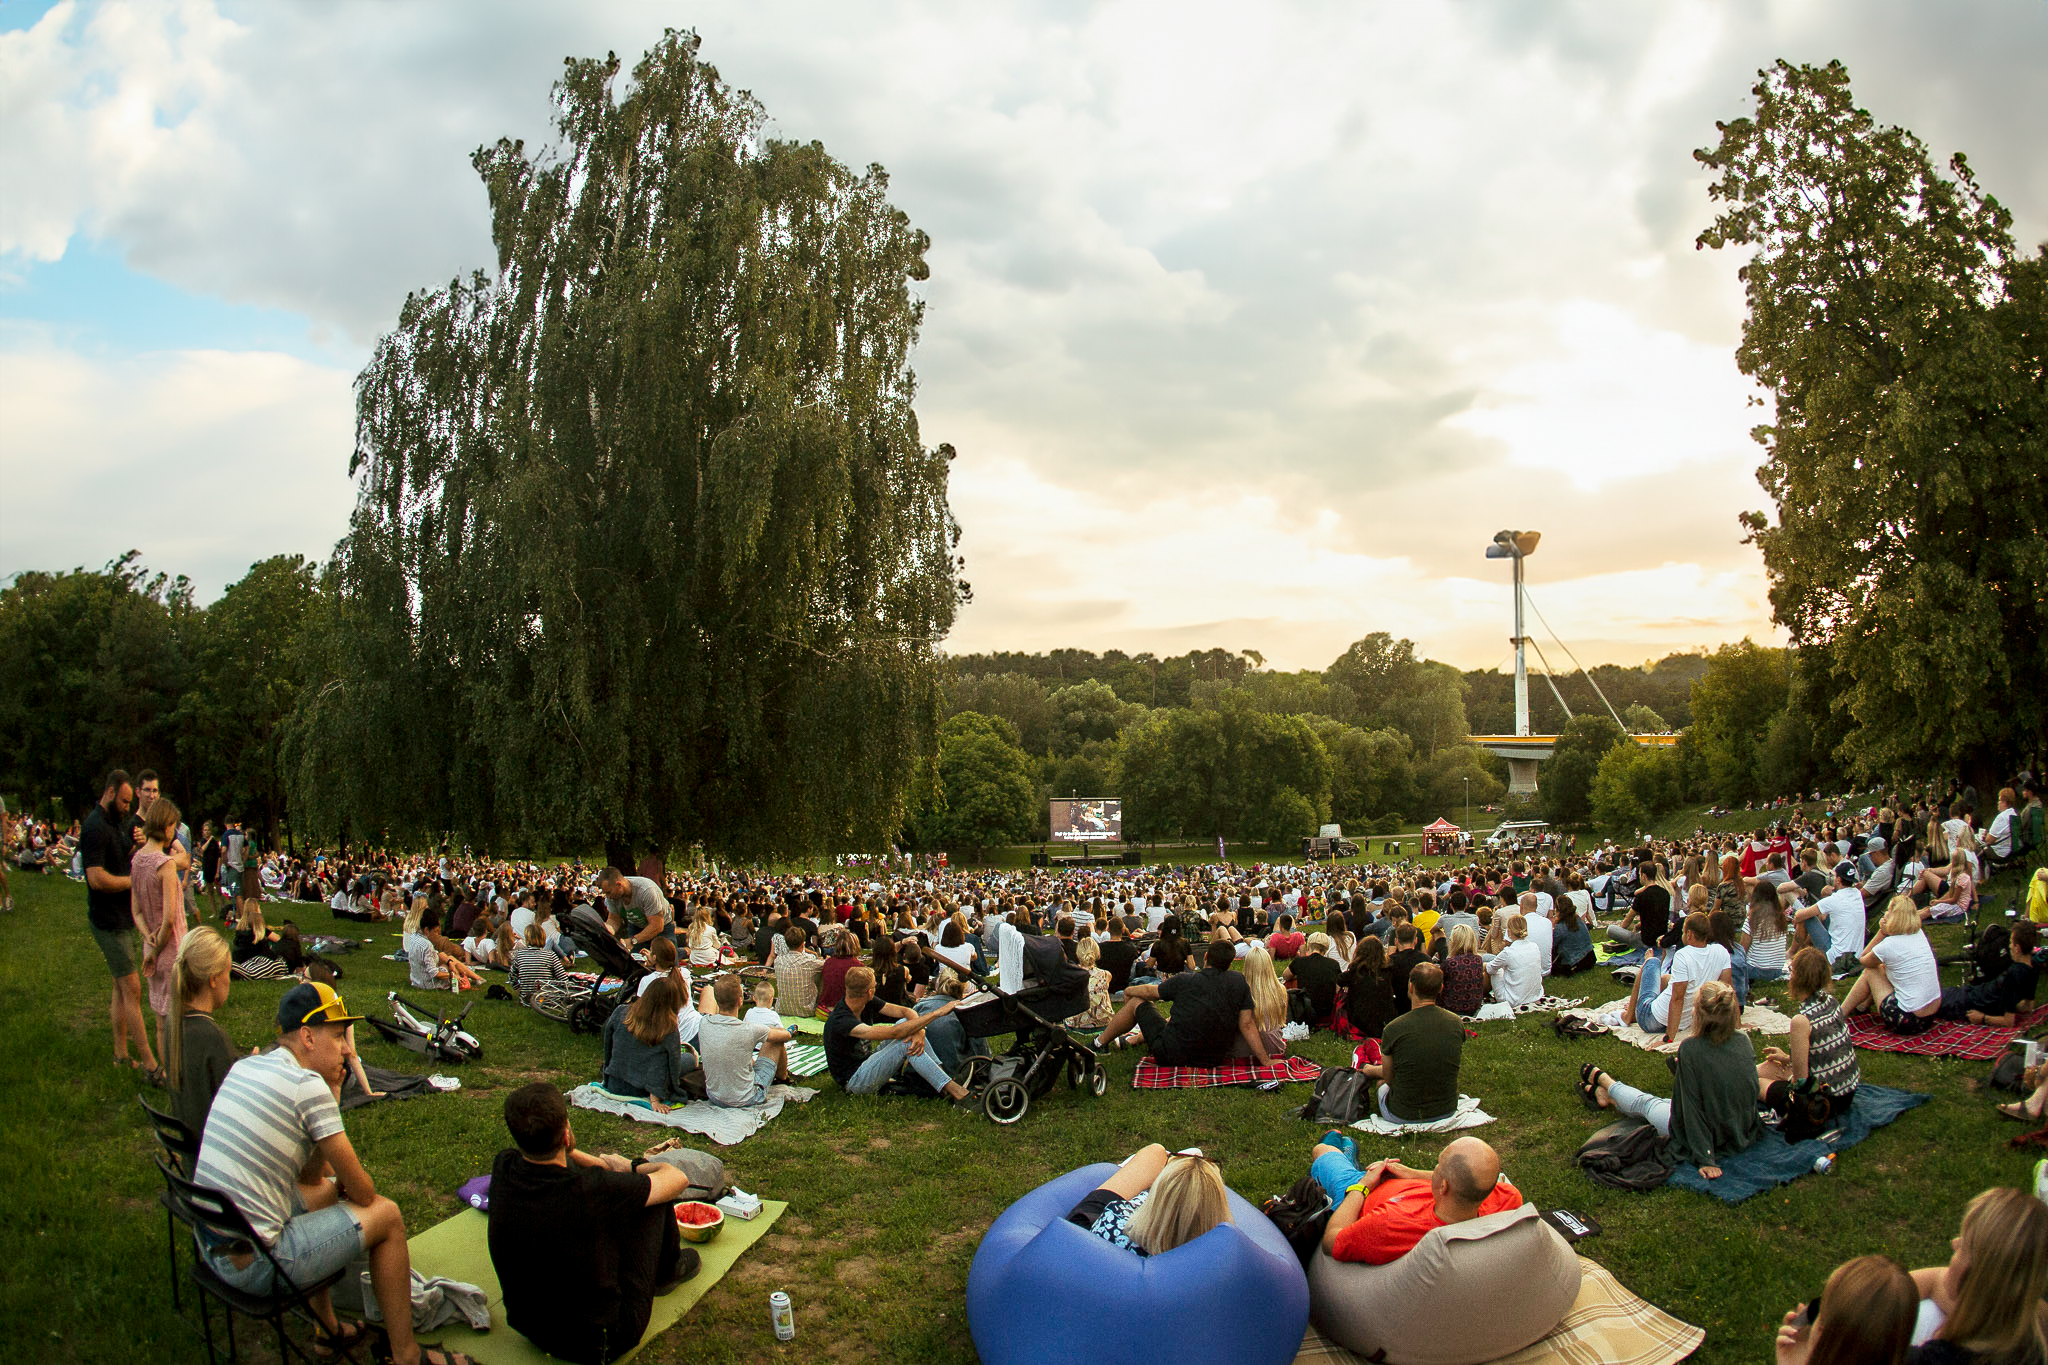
528, 904, 646, 1034
954, 930, 1106, 1125
364, 992, 483, 1063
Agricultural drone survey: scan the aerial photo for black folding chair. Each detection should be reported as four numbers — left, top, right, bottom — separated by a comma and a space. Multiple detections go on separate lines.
139, 1094, 202, 1311
158, 1160, 365, 1365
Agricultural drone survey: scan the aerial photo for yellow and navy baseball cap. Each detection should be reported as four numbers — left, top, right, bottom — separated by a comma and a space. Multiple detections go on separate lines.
277, 980, 364, 1031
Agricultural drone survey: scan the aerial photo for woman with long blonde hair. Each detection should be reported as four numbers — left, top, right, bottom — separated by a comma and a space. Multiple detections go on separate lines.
1065, 1145, 1232, 1257
1582, 980, 1761, 1182
169, 926, 236, 1136
1842, 896, 1941, 1034
1235, 944, 1289, 1058
1911, 1187, 2048, 1365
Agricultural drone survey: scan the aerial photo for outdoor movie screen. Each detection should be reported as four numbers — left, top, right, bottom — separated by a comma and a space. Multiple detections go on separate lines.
1049, 797, 1123, 843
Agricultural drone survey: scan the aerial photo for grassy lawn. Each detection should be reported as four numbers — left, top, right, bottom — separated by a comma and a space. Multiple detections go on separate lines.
3, 863, 2038, 1364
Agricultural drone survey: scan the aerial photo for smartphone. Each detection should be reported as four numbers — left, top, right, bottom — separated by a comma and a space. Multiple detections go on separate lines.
1799, 1289, 1824, 1326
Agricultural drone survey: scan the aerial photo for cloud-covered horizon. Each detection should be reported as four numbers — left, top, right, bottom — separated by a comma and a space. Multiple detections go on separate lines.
4, 0, 2044, 671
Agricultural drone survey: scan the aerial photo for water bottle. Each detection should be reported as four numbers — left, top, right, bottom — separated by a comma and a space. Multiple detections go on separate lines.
770, 1290, 795, 1342
1812, 1153, 1836, 1176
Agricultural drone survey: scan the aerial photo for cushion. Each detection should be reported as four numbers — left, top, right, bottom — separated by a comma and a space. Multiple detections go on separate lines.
1307, 1203, 1580, 1365
968, 1163, 1309, 1365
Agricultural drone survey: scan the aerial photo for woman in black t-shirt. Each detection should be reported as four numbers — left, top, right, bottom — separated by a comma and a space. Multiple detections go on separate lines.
1341, 937, 1392, 1040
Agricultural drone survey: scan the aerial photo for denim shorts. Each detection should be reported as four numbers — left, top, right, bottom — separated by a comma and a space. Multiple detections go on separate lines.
206, 1202, 362, 1296
90, 923, 139, 977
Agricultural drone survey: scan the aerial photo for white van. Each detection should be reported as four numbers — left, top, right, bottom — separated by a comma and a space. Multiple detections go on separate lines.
1484, 821, 1549, 849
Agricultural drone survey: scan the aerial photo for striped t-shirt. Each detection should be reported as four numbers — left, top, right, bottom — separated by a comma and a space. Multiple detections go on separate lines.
193, 1049, 345, 1246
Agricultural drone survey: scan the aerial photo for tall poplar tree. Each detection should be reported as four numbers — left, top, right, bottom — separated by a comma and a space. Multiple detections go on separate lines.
1697, 61, 2047, 788
305, 32, 964, 862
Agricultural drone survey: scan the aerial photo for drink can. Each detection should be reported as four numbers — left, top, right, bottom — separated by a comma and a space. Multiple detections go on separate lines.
770, 1290, 795, 1341
1812, 1153, 1835, 1175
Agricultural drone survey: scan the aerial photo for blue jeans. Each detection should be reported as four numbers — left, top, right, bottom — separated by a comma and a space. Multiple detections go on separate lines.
913, 995, 983, 1067
1729, 944, 1750, 1009
1310, 1149, 1371, 1207
203, 1199, 360, 1296
1632, 953, 1665, 1024
1606, 1079, 1672, 1137
845, 1038, 953, 1095
1805, 917, 1832, 959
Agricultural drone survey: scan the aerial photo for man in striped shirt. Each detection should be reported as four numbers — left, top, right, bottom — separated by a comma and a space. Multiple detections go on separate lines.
193, 981, 474, 1365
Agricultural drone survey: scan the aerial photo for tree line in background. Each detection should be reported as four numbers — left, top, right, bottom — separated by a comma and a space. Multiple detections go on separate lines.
3, 59, 2038, 860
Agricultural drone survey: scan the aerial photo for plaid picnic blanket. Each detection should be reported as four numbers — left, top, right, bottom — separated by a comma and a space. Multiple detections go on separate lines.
1294, 1255, 1702, 1365
1845, 1003, 2048, 1060
1131, 1055, 1323, 1089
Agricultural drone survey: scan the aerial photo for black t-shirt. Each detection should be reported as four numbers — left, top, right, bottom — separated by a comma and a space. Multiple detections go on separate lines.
1967, 961, 2040, 1016
1098, 940, 1140, 993
824, 997, 886, 1087
1386, 948, 1428, 1014
1156, 968, 1252, 1064
1289, 953, 1342, 1019
80, 804, 133, 932
487, 1148, 653, 1351
1633, 885, 1672, 947
200, 836, 222, 881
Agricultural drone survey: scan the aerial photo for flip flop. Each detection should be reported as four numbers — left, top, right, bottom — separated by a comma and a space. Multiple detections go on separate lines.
1997, 1102, 2041, 1123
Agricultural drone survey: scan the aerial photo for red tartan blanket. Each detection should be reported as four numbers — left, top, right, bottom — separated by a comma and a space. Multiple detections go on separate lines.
1845, 1003, 2048, 1060
1131, 1055, 1324, 1089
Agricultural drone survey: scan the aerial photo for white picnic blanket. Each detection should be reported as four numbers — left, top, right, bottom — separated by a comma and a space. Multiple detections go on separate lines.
1348, 1093, 1497, 1136
1475, 994, 1587, 1021
567, 1082, 814, 1146
1561, 998, 1793, 1054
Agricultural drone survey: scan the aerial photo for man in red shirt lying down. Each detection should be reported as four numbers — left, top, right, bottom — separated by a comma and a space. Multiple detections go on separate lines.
1306, 1133, 1522, 1264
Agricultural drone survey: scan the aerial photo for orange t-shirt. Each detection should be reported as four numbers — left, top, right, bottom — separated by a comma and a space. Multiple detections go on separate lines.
1329, 1176, 1524, 1264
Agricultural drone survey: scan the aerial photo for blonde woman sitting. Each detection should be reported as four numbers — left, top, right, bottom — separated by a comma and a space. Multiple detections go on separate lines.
1064, 937, 1114, 1031
1843, 896, 1942, 1036
1232, 943, 1290, 1058
1063, 1145, 1231, 1257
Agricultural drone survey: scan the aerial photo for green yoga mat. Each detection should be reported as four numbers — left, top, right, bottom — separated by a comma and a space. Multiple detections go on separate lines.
408, 1199, 787, 1364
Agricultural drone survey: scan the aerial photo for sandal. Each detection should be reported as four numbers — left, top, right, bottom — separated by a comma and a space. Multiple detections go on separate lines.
313, 1319, 371, 1360
1577, 1068, 1608, 1112
138, 1065, 169, 1089
1997, 1102, 2042, 1123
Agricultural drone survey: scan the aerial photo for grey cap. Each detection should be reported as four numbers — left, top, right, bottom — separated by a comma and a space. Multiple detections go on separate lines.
1866, 836, 1886, 850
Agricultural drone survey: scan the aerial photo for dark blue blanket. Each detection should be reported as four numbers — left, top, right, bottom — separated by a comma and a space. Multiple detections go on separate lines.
1668, 1084, 1932, 1203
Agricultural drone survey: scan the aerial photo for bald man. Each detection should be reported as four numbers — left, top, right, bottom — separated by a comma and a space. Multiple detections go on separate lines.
1306, 1133, 1523, 1264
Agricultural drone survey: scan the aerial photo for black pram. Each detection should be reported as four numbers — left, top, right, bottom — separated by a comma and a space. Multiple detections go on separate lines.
527, 904, 647, 1034
954, 930, 1107, 1124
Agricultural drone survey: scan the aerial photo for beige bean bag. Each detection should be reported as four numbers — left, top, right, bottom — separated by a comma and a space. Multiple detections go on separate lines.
1307, 1203, 1581, 1365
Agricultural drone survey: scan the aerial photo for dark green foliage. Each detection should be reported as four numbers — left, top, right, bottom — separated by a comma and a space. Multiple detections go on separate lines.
1589, 740, 1684, 834
1688, 640, 1792, 805
1699, 59, 2048, 788
907, 712, 1037, 857
1541, 714, 1626, 827
1463, 654, 1705, 735
307, 32, 961, 860
1113, 694, 1331, 845
0, 553, 190, 814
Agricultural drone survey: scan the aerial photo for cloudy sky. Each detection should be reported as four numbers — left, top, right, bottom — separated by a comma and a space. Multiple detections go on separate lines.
3, 1, 2043, 672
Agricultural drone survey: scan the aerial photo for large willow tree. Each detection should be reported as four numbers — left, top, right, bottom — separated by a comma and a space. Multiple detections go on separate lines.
295, 32, 963, 862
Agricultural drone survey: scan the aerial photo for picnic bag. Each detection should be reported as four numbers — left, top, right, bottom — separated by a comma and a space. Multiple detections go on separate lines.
1778, 1082, 1840, 1143
1297, 1067, 1371, 1124
1988, 1049, 2029, 1093
1261, 1173, 1334, 1268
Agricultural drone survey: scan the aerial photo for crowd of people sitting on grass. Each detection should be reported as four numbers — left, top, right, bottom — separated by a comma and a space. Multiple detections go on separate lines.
53, 760, 2048, 1365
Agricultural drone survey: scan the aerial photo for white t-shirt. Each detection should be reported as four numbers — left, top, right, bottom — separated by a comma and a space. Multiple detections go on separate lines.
1649, 944, 1724, 1033
1522, 912, 1554, 974
1818, 887, 1867, 961
1486, 939, 1544, 1006
1988, 809, 2015, 857
1873, 932, 1941, 1013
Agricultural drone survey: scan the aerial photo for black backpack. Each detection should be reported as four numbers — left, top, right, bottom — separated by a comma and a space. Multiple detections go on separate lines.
1261, 1173, 1334, 1268
1296, 1067, 1371, 1125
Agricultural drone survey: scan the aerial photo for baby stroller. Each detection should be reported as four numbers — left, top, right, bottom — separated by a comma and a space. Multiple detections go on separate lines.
529, 903, 647, 1035
954, 931, 1107, 1125
364, 992, 483, 1063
